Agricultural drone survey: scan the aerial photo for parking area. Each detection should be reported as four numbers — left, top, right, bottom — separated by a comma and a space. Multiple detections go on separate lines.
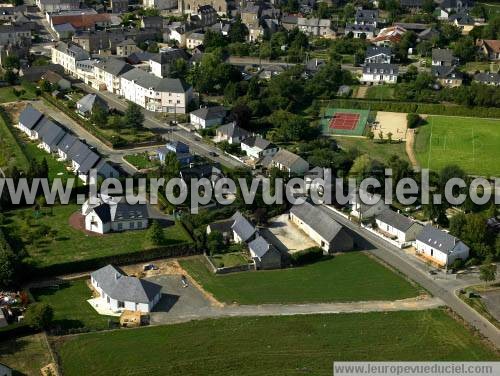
265, 214, 317, 253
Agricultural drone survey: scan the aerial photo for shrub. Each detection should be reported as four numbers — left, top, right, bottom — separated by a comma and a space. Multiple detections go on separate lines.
407, 113, 421, 129
290, 247, 324, 266
24, 303, 53, 330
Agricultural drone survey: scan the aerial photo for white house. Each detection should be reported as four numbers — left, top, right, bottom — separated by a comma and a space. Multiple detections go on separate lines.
240, 136, 278, 160
362, 63, 399, 85
247, 235, 282, 269
90, 264, 162, 313
51, 42, 99, 84
375, 209, 423, 243
206, 210, 257, 244
262, 149, 309, 176
415, 225, 470, 267
84, 197, 149, 234
189, 106, 227, 129
17, 105, 46, 140
214, 122, 251, 144
365, 46, 392, 64
93, 58, 134, 94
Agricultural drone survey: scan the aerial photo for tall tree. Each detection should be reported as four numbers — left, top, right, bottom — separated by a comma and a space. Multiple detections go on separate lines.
124, 101, 144, 129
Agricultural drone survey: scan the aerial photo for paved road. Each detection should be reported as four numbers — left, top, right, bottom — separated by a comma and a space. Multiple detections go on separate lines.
74, 83, 247, 170
319, 205, 500, 349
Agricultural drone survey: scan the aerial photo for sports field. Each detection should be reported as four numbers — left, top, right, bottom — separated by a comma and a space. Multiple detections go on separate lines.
415, 115, 500, 177
321, 107, 370, 136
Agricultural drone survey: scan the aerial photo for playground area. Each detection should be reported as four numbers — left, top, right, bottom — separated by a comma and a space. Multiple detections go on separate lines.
321, 107, 370, 136
372, 111, 408, 141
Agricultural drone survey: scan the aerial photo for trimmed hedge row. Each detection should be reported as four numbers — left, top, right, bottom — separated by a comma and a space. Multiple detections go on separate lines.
29, 242, 198, 277
290, 247, 324, 266
327, 99, 500, 119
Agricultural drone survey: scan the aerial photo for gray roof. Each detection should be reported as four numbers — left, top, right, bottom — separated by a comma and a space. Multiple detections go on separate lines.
92, 200, 149, 222
217, 122, 251, 139
120, 68, 191, 93
95, 58, 133, 76
271, 149, 307, 169
345, 24, 375, 32
416, 225, 464, 254
242, 136, 274, 150
366, 46, 392, 58
355, 9, 378, 22
376, 209, 419, 232
231, 211, 256, 242
248, 235, 275, 259
77, 94, 108, 113
290, 201, 343, 243
91, 264, 161, 304
432, 65, 463, 79
150, 48, 190, 64
363, 63, 399, 74
432, 48, 454, 62
474, 72, 500, 84
36, 119, 66, 148
57, 133, 78, 154
19, 105, 44, 130
190, 106, 227, 120
78, 151, 100, 174
67, 139, 92, 165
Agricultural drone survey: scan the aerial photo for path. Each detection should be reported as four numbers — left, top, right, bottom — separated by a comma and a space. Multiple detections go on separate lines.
355, 86, 368, 99
405, 128, 419, 170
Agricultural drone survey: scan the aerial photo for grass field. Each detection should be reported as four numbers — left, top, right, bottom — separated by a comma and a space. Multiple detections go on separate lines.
209, 252, 249, 268
180, 253, 420, 304
414, 115, 500, 177
0, 109, 29, 171
336, 136, 410, 163
0, 333, 52, 375
124, 153, 160, 170
3, 204, 192, 269
365, 85, 395, 100
56, 310, 499, 376
31, 279, 118, 330
0, 86, 37, 104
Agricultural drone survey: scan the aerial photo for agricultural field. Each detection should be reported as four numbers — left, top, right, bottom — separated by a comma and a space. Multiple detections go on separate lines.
56, 310, 499, 376
180, 253, 420, 305
414, 115, 500, 177
31, 279, 118, 331
2, 204, 192, 270
0, 333, 53, 375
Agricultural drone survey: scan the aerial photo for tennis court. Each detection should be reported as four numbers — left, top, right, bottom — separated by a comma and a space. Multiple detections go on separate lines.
321, 108, 370, 136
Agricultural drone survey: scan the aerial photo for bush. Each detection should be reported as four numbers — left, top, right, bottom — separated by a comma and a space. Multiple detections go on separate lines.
290, 247, 324, 266
24, 303, 53, 330
407, 113, 421, 129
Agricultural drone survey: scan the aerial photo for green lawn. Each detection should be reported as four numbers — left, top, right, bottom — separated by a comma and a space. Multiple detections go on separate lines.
0, 109, 29, 171
180, 253, 420, 304
478, 2, 500, 19
365, 85, 395, 100
124, 153, 159, 170
56, 310, 499, 376
209, 252, 249, 268
0, 86, 37, 104
31, 279, 117, 331
336, 135, 410, 163
0, 333, 53, 375
463, 61, 499, 73
415, 115, 500, 177
3, 204, 192, 269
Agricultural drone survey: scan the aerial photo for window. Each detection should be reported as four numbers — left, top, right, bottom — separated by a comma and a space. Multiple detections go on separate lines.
118, 301, 125, 308
137, 221, 142, 228
117, 222, 123, 231
130, 222, 135, 229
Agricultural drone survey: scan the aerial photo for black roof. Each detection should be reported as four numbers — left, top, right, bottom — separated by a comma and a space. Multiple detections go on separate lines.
19, 105, 44, 130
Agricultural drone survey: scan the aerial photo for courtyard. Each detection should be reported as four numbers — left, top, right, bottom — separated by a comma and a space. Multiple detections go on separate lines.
265, 214, 317, 253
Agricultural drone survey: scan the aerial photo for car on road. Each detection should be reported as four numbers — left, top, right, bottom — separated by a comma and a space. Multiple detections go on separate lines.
208, 151, 218, 157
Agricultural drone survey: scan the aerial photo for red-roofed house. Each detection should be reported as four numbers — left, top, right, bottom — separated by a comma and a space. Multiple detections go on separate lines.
477, 39, 500, 61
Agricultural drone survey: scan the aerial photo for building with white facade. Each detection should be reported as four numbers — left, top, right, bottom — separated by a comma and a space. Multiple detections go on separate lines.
362, 63, 398, 84
240, 136, 278, 160
375, 209, 423, 243
93, 58, 134, 94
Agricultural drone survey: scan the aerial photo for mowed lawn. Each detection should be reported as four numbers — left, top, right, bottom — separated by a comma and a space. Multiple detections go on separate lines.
57, 310, 499, 376
336, 136, 410, 163
31, 279, 118, 331
180, 253, 420, 304
0, 86, 37, 104
3, 204, 192, 269
365, 85, 395, 100
415, 116, 500, 177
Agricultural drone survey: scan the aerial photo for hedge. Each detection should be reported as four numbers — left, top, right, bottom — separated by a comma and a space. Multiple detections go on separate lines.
290, 247, 324, 266
325, 99, 500, 119
0, 322, 36, 340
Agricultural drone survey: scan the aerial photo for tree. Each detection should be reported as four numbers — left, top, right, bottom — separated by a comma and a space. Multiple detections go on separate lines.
124, 101, 144, 129
25, 303, 53, 330
349, 154, 372, 179
3, 55, 20, 70
90, 104, 108, 126
228, 17, 248, 43
207, 230, 224, 256
4, 69, 17, 85
267, 110, 311, 142
386, 132, 393, 144
407, 113, 421, 129
148, 220, 165, 246
0, 245, 15, 288
40, 79, 52, 92
479, 257, 496, 288
378, 130, 384, 142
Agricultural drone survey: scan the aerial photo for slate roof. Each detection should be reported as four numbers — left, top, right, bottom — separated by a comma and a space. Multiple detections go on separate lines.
57, 133, 78, 154
190, 106, 227, 120
248, 235, 275, 259
91, 264, 161, 304
242, 136, 274, 150
416, 225, 465, 254
271, 149, 307, 169
290, 201, 343, 243
363, 63, 399, 74
231, 211, 256, 242
78, 151, 100, 174
345, 23, 375, 32
432, 48, 454, 62
355, 9, 378, 22
120, 68, 191, 93
432, 65, 463, 79
94, 58, 133, 76
474, 72, 500, 84
150, 48, 190, 64
67, 139, 92, 165
400, 0, 424, 7
19, 105, 44, 130
77, 94, 108, 114
217, 122, 251, 139
36, 119, 66, 148
376, 209, 419, 232
366, 46, 392, 58
207, 219, 234, 234
92, 199, 149, 222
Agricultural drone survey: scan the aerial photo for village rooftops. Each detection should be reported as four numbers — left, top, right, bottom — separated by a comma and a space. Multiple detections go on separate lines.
474, 72, 500, 84
231, 211, 256, 242
432, 48, 454, 63
376, 209, 417, 232
363, 63, 399, 74
150, 48, 190, 64
36, 119, 66, 148
366, 46, 392, 58
290, 201, 343, 243
432, 65, 463, 79
190, 106, 227, 120
19, 105, 44, 130
91, 265, 161, 304
95, 58, 134, 76
416, 225, 465, 255
57, 133, 78, 154
120, 68, 191, 93
217, 122, 251, 139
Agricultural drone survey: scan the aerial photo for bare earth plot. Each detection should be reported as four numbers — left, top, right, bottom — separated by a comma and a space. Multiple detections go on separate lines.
266, 214, 317, 253
373, 111, 408, 141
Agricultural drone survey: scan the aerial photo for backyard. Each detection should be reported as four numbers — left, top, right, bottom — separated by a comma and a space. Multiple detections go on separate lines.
124, 152, 160, 170
365, 85, 395, 100
180, 253, 421, 304
2, 204, 192, 270
56, 310, 499, 376
0, 333, 53, 375
336, 135, 410, 163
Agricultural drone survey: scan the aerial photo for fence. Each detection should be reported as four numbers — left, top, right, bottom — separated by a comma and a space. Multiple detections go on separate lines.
203, 254, 255, 274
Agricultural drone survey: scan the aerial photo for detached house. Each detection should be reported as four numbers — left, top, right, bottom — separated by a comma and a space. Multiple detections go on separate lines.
290, 201, 353, 253
432, 48, 455, 66
474, 72, 500, 86
261, 149, 309, 176
375, 209, 423, 243
362, 63, 398, 84
355, 9, 378, 27
241, 136, 278, 160
365, 46, 392, 64
415, 225, 470, 267
17, 105, 45, 139
432, 65, 463, 87
157, 141, 193, 165
344, 24, 376, 39
247, 235, 282, 270
190, 106, 227, 129
478, 39, 500, 61
215, 122, 251, 144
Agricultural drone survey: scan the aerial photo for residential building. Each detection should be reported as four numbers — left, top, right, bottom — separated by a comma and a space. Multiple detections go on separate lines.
141, 16, 164, 30
289, 201, 353, 253
56, 133, 78, 160
48, 11, 117, 34
17, 105, 46, 140
400, 0, 424, 9
157, 141, 194, 165
20, 65, 65, 83
120, 68, 193, 113
349, 189, 388, 219
190, 106, 227, 129
179, 0, 228, 15
415, 225, 470, 267
90, 264, 162, 313
40, 70, 71, 90
477, 39, 500, 61
143, 0, 178, 10
149, 48, 190, 78
281, 15, 298, 31
432, 48, 455, 66
110, 0, 129, 13
371, 25, 406, 46
241, 4, 261, 27
297, 17, 332, 37
365, 46, 392, 64
474, 72, 500, 86
355, 9, 378, 27
432, 65, 463, 87
94, 58, 134, 94
262, 149, 309, 176
36, 0, 81, 13
362, 63, 399, 84
116, 39, 140, 57
214, 122, 251, 144
189, 5, 218, 27
375, 209, 423, 243
76, 94, 108, 117
247, 235, 282, 269
437, 0, 473, 12
36, 119, 66, 153
0, 25, 31, 46
186, 31, 204, 49
240, 136, 278, 160
51, 42, 99, 84
344, 24, 376, 39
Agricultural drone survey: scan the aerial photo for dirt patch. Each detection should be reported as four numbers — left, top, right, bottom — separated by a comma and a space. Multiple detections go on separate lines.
373, 111, 408, 141
120, 259, 185, 278
2, 101, 29, 123
266, 214, 317, 253
405, 128, 419, 170
68, 212, 103, 236
355, 86, 368, 99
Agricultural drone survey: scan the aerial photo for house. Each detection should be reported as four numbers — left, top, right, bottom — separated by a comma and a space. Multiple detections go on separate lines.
305, 59, 326, 75
51, 42, 98, 84
231, 211, 257, 243
56, 133, 78, 160
289, 201, 353, 253
84, 197, 149, 234
415, 225, 470, 267
474, 72, 500, 86
432, 48, 455, 66
90, 264, 162, 313
400, 0, 424, 10
36, 119, 66, 153
116, 39, 139, 57
418, 27, 440, 42
437, 0, 473, 13
149, 48, 190, 78
17, 105, 45, 139
344, 24, 376, 39
186, 32, 205, 49
0, 24, 31, 46
362, 63, 399, 84
35, 0, 81, 13
214, 122, 251, 144
355, 9, 378, 27
477, 39, 500, 61
143, 0, 178, 10
190, 106, 227, 129
180, 163, 223, 186
241, 136, 278, 160
432, 65, 463, 87
179, 0, 228, 15
248, 235, 282, 269
189, 5, 218, 27
141, 16, 164, 30
157, 141, 194, 165
371, 25, 406, 46
110, 0, 128, 13
349, 189, 388, 219
120, 68, 193, 113
0, 363, 12, 376
262, 149, 309, 176
93, 58, 133, 94
297, 17, 332, 37
375, 209, 423, 243
281, 15, 298, 31
76, 94, 108, 117
450, 10, 475, 34
365, 46, 392, 64
19, 64, 65, 82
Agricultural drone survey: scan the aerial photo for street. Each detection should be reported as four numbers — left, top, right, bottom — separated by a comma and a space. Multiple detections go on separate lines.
319, 204, 500, 348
